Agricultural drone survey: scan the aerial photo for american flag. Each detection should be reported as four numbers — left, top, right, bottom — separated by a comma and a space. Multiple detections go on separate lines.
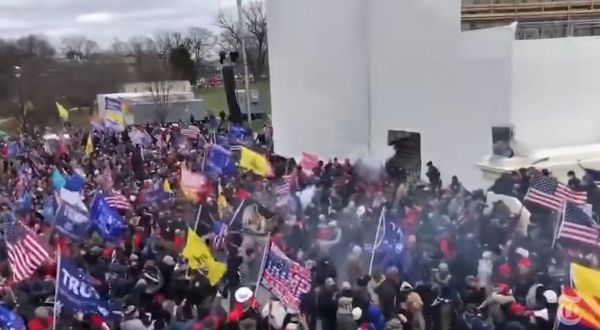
556, 183, 587, 206
105, 190, 133, 211
525, 175, 586, 211
261, 243, 311, 309
557, 203, 600, 248
212, 223, 228, 251
5, 222, 50, 282
276, 170, 297, 195
181, 125, 201, 139
584, 167, 600, 190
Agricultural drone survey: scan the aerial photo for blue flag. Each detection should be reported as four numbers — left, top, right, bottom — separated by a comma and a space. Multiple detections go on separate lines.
64, 173, 84, 192
55, 202, 90, 241
139, 183, 168, 206
57, 256, 112, 318
375, 211, 405, 270
42, 195, 56, 223
105, 97, 121, 111
14, 192, 31, 214
204, 144, 235, 180
90, 194, 125, 242
6, 142, 19, 159
0, 305, 25, 330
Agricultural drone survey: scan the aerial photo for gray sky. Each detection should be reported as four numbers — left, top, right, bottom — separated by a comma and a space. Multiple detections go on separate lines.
0, 0, 235, 47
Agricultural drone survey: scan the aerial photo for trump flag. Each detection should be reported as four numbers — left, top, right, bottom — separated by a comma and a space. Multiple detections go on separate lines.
56, 256, 112, 318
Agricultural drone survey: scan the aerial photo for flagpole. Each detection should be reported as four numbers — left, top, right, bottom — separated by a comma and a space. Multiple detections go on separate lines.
193, 204, 203, 234
52, 249, 61, 330
369, 207, 386, 275
551, 203, 566, 250
253, 233, 271, 304
228, 199, 245, 227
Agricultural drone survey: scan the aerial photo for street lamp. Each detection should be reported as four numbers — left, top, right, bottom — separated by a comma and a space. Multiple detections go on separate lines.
13, 66, 25, 132
236, 0, 252, 126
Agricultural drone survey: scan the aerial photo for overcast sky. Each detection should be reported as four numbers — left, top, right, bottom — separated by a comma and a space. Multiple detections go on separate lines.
0, 0, 236, 47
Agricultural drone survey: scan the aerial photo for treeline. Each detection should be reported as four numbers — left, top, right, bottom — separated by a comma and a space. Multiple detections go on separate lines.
0, 0, 267, 128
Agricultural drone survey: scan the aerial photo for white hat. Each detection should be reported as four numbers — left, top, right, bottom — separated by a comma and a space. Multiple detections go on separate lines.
352, 307, 362, 320
543, 290, 558, 304
235, 287, 253, 303
341, 281, 352, 290
356, 206, 366, 217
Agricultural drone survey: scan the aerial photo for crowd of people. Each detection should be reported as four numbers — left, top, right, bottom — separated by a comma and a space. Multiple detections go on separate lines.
0, 114, 594, 330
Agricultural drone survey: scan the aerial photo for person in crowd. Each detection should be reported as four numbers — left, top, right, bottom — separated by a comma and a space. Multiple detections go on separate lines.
0, 116, 592, 330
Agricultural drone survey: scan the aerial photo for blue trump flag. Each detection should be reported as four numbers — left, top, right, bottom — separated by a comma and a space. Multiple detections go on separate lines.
0, 305, 25, 330
55, 202, 90, 241
90, 194, 125, 242
204, 144, 235, 180
57, 256, 112, 318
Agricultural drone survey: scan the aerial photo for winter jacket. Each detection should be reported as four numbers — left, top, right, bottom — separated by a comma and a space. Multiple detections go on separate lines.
336, 297, 356, 330
120, 318, 155, 330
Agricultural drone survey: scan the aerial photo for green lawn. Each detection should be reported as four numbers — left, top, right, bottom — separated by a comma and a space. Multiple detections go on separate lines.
196, 80, 271, 115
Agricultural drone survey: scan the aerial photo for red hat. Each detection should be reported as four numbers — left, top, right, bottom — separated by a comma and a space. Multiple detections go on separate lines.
89, 315, 103, 327
508, 302, 528, 315
518, 257, 530, 268
498, 263, 511, 276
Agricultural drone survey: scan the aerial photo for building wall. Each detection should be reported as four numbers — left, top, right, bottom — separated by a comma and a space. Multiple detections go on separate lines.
367, 1, 514, 187
267, 0, 370, 160
510, 36, 600, 152
267, 0, 600, 189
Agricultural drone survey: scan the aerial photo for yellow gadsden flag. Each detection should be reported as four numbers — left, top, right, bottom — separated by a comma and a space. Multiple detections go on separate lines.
239, 147, 271, 177
182, 228, 226, 286
56, 102, 69, 121
162, 178, 172, 193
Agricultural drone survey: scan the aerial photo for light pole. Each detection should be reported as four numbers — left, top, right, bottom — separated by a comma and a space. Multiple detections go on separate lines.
13, 66, 25, 132
236, 0, 252, 126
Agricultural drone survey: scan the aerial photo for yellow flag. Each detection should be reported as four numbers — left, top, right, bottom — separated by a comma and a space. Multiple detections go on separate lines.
217, 180, 228, 218
56, 102, 69, 121
84, 134, 93, 158
570, 263, 600, 321
239, 147, 271, 176
182, 228, 226, 285
163, 178, 172, 193
571, 263, 600, 296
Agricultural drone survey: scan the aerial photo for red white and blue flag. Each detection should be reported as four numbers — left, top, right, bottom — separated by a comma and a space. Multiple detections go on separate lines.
260, 243, 311, 309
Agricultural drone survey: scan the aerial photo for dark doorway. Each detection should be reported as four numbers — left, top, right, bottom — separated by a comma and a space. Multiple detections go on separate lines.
385, 130, 422, 184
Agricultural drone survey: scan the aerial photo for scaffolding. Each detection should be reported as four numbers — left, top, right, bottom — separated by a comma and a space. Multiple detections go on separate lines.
463, 0, 600, 23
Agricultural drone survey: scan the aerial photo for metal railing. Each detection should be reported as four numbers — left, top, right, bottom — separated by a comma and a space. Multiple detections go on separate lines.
516, 18, 600, 37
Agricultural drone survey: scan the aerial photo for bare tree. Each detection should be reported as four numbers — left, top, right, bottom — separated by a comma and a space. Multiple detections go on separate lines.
111, 38, 131, 55
154, 31, 175, 58
128, 36, 157, 64
15, 35, 56, 59
61, 34, 87, 54
185, 27, 214, 64
137, 55, 172, 122
171, 32, 184, 47
82, 39, 100, 57
216, 1, 268, 79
